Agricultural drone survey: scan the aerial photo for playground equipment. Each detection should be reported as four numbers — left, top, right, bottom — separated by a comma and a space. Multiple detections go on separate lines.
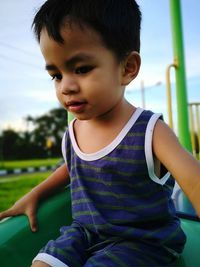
0, 0, 199, 266
188, 102, 200, 160
166, 0, 192, 151
0, 187, 199, 267
166, 0, 200, 161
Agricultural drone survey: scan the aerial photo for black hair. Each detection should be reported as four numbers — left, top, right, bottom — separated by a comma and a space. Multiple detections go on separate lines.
32, 0, 141, 61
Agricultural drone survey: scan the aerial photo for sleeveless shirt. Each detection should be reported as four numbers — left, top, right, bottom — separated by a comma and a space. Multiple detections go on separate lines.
62, 108, 186, 254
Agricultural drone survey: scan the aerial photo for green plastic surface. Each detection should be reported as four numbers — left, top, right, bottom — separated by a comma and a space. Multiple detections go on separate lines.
0, 186, 72, 267
0, 186, 200, 267
175, 218, 200, 267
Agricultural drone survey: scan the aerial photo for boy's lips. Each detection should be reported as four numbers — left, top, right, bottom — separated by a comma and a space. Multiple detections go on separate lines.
65, 100, 87, 113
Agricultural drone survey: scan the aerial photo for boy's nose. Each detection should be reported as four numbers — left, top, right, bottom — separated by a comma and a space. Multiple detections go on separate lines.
60, 76, 79, 94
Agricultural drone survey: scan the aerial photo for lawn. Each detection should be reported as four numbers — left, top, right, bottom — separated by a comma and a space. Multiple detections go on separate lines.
0, 171, 51, 212
0, 158, 61, 171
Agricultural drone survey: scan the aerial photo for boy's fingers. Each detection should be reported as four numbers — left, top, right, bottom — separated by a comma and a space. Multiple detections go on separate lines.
0, 209, 17, 220
0, 208, 38, 232
27, 211, 38, 232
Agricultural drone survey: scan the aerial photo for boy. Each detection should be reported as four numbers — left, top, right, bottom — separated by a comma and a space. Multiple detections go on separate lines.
1, 0, 200, 266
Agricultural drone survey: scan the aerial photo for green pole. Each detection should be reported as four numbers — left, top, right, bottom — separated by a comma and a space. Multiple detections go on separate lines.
169, 0, 192, 152
169, 0, 195, 215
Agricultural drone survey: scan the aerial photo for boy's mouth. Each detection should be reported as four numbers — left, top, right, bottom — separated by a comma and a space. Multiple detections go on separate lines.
65, 100, 87, 113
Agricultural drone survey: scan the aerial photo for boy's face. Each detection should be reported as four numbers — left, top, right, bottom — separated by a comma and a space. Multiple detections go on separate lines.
40, 23, 126, 121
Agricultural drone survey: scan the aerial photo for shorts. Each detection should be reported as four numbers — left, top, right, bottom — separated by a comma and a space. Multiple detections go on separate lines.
33, 222, 179, 267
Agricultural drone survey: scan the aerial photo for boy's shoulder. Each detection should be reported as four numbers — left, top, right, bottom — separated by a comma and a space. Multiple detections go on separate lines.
135, 108, 163, 125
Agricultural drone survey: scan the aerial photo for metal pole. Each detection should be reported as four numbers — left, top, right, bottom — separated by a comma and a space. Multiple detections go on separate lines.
169, 0, 192, 152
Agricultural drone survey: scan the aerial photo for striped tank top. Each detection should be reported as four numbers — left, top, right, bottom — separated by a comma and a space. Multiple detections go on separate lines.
62, 108, 186, 253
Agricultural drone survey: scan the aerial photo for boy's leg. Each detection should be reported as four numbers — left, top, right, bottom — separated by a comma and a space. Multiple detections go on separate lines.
31, 261, 51, 267
32, 223, 88, 267
84, 240, 178, 267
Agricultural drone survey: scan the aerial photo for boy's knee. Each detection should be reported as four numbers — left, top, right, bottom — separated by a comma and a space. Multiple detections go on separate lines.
31, 261, 51, 267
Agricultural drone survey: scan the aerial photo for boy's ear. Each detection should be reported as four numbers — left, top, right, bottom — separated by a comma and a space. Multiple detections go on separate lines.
121, 52, 141, 86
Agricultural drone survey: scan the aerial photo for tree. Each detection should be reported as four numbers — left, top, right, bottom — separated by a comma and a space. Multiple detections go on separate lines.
0, 107, 68, 160
1, 129, 22, 160
29, 107, 68, 157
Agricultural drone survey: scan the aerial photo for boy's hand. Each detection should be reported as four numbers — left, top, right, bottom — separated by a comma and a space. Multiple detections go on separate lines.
0, 192, 39, 232
0, 164, 69, 232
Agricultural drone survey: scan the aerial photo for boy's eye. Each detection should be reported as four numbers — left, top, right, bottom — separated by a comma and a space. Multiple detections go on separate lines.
51, 74, 62, 81
75, 66, 93, 74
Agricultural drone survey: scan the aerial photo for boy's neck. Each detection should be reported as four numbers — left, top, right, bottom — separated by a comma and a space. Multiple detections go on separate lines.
73, 100, 136, 154
80, 99, 135, 128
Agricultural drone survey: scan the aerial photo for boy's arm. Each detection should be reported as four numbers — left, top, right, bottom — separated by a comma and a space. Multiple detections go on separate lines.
29, 163, 69, 201
153, 120, 200, 217
0, 163, 69, 231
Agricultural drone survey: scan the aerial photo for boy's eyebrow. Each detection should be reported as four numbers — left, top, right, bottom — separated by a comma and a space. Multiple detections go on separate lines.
45, 53, 94, 71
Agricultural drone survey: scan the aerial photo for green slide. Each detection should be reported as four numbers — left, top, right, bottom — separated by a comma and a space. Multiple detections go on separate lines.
0, 186, 200, 267
0, 187, 72, 266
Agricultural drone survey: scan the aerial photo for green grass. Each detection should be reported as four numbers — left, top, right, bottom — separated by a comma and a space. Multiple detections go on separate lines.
0, 171, 51, 212
0, 158, 61, 171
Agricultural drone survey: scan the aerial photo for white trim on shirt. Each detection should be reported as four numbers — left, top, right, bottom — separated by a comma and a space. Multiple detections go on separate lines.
67, 107, 144, 161
62, 108, 170, 185
62, 131, 67, 164
33, 253, 69, 267
144, 113, 170, 185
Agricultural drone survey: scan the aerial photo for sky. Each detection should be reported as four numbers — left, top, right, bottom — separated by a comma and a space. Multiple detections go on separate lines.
0, 0, 200, 132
